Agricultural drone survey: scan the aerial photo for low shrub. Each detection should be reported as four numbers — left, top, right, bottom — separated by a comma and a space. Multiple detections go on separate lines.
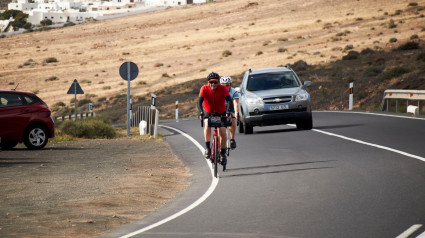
361, 48, 375, 55
77, 98, 92, 107
389, 19, 397, 28
40, 19, 52, 26
45, 57, 58, 63
45, 76, 59, 82
417, 52, 425, 62
380, 67, 410, 81
63, 22, 75, 27
396, 41, 420, 51
58, 118, 117, 139
410, 34, 419, 40
222, 50, 232, 57
363, 66, 384, 77
342, 51, 360, 60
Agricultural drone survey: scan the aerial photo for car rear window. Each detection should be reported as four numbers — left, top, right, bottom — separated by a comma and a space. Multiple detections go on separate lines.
0, 93, 24, 107
23, 95, 36, 104
247, 72, 300, 91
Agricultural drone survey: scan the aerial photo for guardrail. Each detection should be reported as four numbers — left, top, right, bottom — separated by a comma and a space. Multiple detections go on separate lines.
131, 106, 159, 137
381, 90, 425, 115
53, 112, 96, 121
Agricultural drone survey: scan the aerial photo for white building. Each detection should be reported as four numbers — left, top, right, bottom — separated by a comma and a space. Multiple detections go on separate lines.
7, 0, 210, 26
0, 18, 14, 32
144, 0, 207, 7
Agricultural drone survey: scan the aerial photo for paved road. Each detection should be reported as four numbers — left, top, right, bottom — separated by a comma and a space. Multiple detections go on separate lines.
103, 111, 425, 238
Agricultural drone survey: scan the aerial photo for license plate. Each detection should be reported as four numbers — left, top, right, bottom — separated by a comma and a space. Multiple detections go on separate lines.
269, 104, 288, 110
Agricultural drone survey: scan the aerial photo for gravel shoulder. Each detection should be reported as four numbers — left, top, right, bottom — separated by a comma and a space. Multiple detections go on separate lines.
0, 138, 191, 238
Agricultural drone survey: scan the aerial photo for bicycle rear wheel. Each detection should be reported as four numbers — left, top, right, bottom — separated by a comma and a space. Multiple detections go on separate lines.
226, 128, 230, 156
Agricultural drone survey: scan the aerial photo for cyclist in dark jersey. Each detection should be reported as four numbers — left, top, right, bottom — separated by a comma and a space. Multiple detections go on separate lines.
197, 72, 233, 165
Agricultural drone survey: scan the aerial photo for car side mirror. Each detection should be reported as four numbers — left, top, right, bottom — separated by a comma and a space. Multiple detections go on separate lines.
303, 81, 312, 89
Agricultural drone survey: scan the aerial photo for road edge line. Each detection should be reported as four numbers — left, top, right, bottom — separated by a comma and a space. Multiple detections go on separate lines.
119, 125, 219, 238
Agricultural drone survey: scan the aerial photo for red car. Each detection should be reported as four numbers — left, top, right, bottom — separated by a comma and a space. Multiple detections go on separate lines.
0, 90, 54, 150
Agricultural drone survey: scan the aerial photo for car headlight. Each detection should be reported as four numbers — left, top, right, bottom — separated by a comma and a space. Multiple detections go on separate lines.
245, 93, 264, 106
295, 92, 309, 101
246, 97, 263, 105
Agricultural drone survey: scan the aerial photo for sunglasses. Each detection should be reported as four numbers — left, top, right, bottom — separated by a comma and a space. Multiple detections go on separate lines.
208, 81, 218, 84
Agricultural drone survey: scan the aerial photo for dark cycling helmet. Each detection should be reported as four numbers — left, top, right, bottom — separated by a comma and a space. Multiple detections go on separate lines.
207, 72, 220, 80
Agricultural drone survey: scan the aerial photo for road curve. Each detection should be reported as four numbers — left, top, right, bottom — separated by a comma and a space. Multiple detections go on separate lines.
103, 111, 425, 238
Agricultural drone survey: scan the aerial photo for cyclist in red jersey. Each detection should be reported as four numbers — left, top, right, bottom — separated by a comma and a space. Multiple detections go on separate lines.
197, 72, 233, 165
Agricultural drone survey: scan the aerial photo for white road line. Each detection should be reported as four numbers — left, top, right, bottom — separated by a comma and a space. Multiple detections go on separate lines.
119, 125, 218, 238
418, 231, 425, 238
312, 129, 425, 162
316, 110, 425, 121
396, 224, 422, 238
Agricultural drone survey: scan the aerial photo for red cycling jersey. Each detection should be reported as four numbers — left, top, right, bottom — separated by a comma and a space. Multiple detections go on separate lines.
199, 84, 229, 114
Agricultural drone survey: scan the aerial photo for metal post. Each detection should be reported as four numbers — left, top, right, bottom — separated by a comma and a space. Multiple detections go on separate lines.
387, 99, 389, 112
349, 82, 353, 111
154, 109, 158, 139
176, 100, 179, 122
127, 62, 130, 137
74, 81, 77, 120
396, 99, 398, 113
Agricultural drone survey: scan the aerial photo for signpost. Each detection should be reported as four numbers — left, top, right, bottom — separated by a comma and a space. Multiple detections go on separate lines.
119, 61, 139, 137
67, 79, 84, 120
349, 82, 353, 111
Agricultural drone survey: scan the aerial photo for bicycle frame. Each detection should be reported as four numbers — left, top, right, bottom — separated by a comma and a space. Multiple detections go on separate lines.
201, 115, 226, 178
211, 126, 220, 178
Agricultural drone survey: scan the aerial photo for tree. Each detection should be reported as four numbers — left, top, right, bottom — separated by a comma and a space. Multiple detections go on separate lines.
10, 11, 29, 30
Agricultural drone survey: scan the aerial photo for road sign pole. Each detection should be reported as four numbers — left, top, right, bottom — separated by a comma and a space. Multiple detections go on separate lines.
74, 81, 77, 120
127, 62, 131, 137
119, 61, 139, 137
349, 82, 353, 111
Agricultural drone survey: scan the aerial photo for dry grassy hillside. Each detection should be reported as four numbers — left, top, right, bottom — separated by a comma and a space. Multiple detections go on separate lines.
1, 0, 424, 120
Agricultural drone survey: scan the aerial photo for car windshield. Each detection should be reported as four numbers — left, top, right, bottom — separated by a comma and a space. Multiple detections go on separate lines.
246, 72, 300, 91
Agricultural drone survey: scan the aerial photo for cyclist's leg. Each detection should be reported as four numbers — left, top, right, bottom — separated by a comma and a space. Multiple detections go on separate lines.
230, 113, 237, 149
204, 115, 212, 158
230, 113, 236, 139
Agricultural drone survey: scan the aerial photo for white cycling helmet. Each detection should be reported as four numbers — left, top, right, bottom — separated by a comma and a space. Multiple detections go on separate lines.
220, 76, 232, 84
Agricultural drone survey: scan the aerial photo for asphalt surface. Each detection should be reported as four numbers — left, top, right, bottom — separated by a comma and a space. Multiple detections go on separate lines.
103, 111, 425, 238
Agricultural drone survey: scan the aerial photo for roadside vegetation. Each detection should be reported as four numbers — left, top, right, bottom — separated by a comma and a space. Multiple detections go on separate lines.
54, 117, 117, 140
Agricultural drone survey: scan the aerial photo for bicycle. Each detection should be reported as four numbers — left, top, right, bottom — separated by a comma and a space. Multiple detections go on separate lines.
201, 114, 230, 178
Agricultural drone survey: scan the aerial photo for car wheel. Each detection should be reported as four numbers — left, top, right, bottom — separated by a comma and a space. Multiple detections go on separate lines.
296, 121, 303, 130
296, 116, 313, 130
23, 125, 48, 150
0, 141, 18, 150
303, 116, 313, 130
244, 123, 253, 134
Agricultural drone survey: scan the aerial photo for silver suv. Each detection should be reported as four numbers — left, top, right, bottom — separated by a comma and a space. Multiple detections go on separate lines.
237, 66, 312, 134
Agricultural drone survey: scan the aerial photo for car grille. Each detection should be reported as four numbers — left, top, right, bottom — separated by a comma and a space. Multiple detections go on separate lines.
249, 108, 307, 116
262, 96, 293, 104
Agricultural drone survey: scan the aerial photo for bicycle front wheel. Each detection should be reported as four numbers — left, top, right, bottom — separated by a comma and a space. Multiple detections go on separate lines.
213, 134, 219, 178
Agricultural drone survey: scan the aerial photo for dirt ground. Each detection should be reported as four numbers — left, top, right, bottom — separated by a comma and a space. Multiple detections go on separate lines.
0, 138, 191, 238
